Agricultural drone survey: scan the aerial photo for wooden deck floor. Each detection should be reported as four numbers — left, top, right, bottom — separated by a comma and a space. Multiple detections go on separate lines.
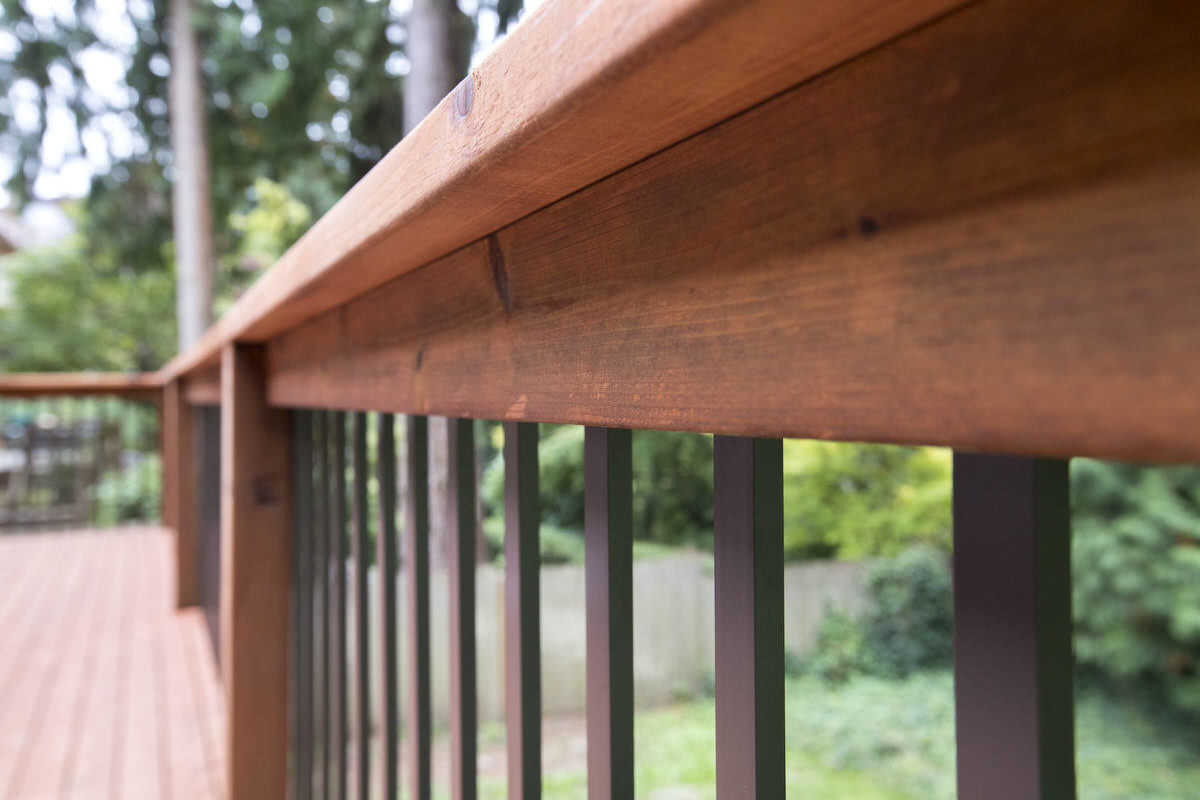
0, 526, 225, 799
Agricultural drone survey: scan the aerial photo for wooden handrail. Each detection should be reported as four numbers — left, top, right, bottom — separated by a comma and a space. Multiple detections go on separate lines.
155, 0, 966, 384
142, 0, 1200, 466
0, 372, 159, 398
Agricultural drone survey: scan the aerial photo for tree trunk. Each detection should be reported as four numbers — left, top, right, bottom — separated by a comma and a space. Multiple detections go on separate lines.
168, 0, 214, 350
406, 0, 474, 565
404, 0, 471, 137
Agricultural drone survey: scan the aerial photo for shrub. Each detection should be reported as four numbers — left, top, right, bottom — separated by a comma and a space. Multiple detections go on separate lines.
807, 610, 873, 683
92, 452, 162, 526
1071, 459, 1200, 712
480, 425, 716, 560
783, 442, 951, 559
862, 545, 954, 677
806, 546, 953, 682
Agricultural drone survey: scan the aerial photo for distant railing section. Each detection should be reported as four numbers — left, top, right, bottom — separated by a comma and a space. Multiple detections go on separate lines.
0, 395, 160, 531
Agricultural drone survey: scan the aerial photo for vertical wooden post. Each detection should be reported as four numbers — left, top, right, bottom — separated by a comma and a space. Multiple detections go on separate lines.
162, 379, 199, 608
220, 343, 293, 800
713, 436, 784, 800
953, 453, 1075, 800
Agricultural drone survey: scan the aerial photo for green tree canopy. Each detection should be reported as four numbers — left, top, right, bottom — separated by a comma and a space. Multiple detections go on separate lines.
783, 441, 952, 559
1, 0, 524, 371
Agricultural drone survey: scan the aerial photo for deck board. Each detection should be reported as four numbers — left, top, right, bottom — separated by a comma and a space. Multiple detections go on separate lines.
0, 527, 225, 800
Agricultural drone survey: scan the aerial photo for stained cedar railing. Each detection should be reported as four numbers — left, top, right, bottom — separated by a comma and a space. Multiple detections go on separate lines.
3, 0, 1199, 798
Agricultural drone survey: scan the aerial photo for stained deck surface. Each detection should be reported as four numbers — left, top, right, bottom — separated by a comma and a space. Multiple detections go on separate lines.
0, 526, 225, 799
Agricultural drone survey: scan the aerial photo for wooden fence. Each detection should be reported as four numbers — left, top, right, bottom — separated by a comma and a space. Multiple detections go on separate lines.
2, 0, 1199, 797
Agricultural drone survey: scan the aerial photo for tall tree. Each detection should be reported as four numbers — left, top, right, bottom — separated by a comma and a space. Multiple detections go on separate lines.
167, 0, 213, 348
0, 0, 527, 373
406, 0, 473, 566
404, 0, 471, 136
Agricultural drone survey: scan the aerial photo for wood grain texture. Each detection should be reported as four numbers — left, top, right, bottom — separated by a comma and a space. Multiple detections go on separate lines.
163, 380, 199, 608
219, 344, 292, 800
0, 372, 158, 397
266, 0, 1200, 463
156, 0, 964, 382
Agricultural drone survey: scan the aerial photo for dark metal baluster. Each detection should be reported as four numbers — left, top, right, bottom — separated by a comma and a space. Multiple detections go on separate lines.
504, 421, 540, 800
376, 413, 399, 800
125, 400, 139, 524
447, 418, 477, 800
198, 405, 222, 659
35, 397, 48, 527
953, 453, 1075, 800
293, 410, 315, 800
713, 436, 783, 800
314, 411, 330, 800
584, 427, 634, 800
405, 415, 432, 800
88, 396, 104, 525
351, 412, 371, 800
331, 411, 349, 800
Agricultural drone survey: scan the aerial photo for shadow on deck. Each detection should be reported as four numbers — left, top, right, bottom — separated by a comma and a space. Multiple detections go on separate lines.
0, 526, 225, 799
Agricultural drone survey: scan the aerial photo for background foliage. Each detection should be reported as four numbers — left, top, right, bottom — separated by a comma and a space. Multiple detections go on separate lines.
0, 225, 175, 370
0, 0, 523, 371
783, 441, 951, 558
805, 545, 954, 683
1072, 459, 1200, 712
480, 424, 952, 564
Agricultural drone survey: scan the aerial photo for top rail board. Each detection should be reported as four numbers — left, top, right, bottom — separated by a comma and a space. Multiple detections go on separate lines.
3, 0, 1196, 464
156, 0, 965, 381
0, 373, 159, 398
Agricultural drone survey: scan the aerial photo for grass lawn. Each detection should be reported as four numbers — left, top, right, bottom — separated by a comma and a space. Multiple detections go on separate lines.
423, 672, 1200, 799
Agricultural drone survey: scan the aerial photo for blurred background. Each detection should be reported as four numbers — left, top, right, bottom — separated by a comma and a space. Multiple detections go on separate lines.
2, 1, 1199, 798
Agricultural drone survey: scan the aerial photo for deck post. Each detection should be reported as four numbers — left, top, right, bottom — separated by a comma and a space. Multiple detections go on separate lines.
220, 343, 293, 800
162, 379, 199, 608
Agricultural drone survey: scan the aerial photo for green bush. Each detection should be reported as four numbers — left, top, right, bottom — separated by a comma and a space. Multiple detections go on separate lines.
479, 428, 953, 563
807, 609, 873, 683
631, 430, 714, 547
481, 515, 585, 565
863, 545, 954, 677
92, 452, 162, 526
480, 425, 716, 560
480, 425, 588, 563
783, 442, 951, 559
1072, 459, 1200, 712
806, 546, 953, 681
